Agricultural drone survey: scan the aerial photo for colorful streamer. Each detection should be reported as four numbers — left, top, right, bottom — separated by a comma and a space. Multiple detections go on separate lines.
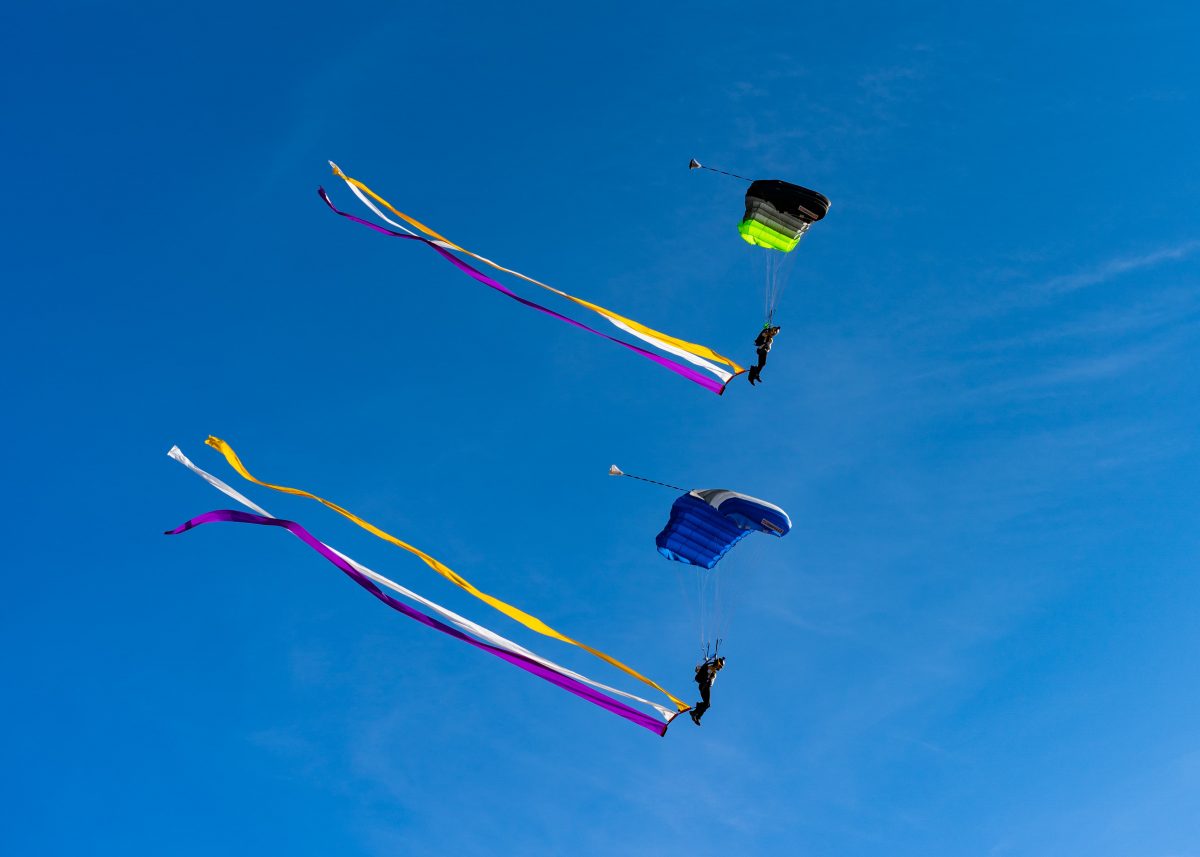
330, 165, 742, 386
205, 435, 691, 712
319, 187, 731, 395
167, 445, 677, 722
166, 509, 672, 735
328, 163, 744, 378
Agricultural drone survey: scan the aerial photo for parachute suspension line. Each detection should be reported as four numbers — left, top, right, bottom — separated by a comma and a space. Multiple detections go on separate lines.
688, 158, 753, 183
708, 573, 717, 647
763, 250, 778, 325
764, 252, 777, 326
672, 563, 701, 651
768, 253, 780, 326
756, 214, 811, 325
769, 223, 806, 322
608, 465, 687, 493
718, 566, 726, 640
701, 638, 723, 662
763, 254, 769, 324
708, 569, 718, 647
716, 582, 725, 649
700, 566, 715, 648
717, 563, 738, 644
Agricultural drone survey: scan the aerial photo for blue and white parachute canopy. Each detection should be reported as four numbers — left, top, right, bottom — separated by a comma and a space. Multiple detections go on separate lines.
655, 489, 791, 570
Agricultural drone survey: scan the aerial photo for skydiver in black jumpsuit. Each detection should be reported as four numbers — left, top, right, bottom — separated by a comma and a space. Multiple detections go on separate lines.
747, 325, 780, 385
689, 656, 726, 725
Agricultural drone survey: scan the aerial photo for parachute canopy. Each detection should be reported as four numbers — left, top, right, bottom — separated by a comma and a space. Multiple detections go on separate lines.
738, 180, 831, 253
656, 489, 792, 570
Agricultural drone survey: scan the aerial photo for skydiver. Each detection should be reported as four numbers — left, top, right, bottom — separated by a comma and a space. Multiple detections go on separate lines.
747, 324, 781, 385
689, 655, 725, 725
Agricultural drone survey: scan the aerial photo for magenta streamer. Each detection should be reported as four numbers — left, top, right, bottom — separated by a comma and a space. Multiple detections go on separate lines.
318, 187, 728, 395
166, 509, 672, 736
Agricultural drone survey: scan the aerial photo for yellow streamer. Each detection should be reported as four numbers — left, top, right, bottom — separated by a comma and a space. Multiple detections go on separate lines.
330, 164, 744, 374
206, 436, 690, 712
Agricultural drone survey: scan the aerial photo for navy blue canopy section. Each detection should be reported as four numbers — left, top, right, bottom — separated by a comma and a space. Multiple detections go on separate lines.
655, 489, 791, 570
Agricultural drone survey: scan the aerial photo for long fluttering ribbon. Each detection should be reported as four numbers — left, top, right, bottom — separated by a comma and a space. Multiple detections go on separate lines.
167, 445, 677, 723
166, 509, 672, 735
204, 435, 691, 712
318, 187, 730, 395
328, 163, 743, 380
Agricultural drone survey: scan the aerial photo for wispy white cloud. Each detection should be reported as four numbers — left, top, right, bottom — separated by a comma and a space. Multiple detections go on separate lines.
858, 63, 924, 103
890, 238, 1200, 343
965, 289, 1200, 354
969, 338, 1175, 398
1037, 240, 1200, 295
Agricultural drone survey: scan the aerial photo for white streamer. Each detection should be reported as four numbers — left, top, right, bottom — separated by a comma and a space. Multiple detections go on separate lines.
168, 445, 675, 722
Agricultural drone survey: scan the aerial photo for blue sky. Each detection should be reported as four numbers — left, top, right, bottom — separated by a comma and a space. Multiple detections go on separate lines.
4, 2, 1199, 854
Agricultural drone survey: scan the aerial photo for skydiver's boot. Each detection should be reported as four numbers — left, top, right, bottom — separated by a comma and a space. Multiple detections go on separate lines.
748, 366, 760, 385
690, 709, 702, 725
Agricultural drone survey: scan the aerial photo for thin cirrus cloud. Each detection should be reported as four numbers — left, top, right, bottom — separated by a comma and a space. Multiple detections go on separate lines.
1037, 239, 1200, 295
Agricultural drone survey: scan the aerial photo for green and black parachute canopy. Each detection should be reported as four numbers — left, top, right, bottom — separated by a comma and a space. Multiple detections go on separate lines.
738, 179, 831, 253
690, 158, 832, 324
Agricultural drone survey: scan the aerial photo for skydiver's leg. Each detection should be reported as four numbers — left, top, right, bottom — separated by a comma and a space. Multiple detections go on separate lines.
750, 348, 768, 383
690, 682, 712, 724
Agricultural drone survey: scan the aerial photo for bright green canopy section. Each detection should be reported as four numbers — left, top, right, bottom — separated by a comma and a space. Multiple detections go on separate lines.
737, 218, 804, 253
